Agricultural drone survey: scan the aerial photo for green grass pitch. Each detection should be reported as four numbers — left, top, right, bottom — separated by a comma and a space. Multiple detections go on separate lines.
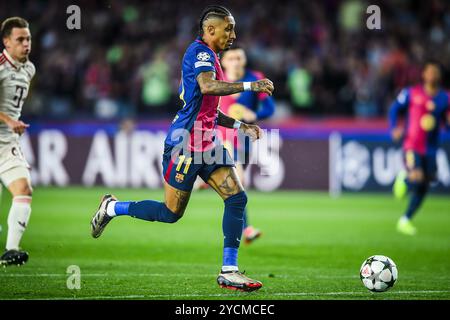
0, 187, 449, 300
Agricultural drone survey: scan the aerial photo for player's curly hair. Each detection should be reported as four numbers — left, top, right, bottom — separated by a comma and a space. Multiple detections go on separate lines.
1, 17, 29, 39
198, 5, 232, 36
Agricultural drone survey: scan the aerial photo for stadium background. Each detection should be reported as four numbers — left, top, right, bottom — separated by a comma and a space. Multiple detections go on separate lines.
2, 0, 450, 193
1, 0, 450, 300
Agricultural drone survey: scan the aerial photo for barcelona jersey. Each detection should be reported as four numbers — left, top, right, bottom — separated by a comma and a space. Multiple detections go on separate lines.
389, 84, 450, 155
164, 37, 224, 153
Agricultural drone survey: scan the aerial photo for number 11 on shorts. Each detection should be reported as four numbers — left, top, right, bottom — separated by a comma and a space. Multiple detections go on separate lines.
176, 155, 192, 174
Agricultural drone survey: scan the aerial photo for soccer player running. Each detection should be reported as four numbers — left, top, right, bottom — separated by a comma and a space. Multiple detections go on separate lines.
91, 5, 274, 291
0, 17, 35, 266
389, 61, 450, 236
218, 47, 275, 244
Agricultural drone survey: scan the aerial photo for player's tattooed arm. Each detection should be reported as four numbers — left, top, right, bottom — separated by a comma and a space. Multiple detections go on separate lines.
196, 72, 275, 96
0, 112, 29, 135
218, 110, 263, 141
197, 71, 244, 96
251, 78, 274, 96
241, 123, 263, 142
217, 110, 237, 128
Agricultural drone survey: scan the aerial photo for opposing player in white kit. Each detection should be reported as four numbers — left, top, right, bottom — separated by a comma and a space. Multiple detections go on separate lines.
0, 17, 35, 266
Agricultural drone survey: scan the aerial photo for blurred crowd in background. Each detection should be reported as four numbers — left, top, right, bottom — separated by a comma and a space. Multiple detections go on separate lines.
2, 0, 450, 120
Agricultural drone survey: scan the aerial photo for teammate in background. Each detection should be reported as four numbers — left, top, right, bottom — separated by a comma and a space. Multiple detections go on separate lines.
389, 61, 450, 236
0, 17, 35, 266
218, 47, 275, 244
91, 6, 274, 291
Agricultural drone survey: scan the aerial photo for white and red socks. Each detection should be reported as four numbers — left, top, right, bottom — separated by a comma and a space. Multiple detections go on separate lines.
6, 196, 32, 251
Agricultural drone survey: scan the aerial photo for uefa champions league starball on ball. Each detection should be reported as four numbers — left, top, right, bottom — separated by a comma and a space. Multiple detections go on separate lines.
360, 255, 398, 292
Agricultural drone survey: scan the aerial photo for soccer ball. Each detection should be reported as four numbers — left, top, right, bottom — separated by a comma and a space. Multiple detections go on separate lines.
360, 255, 398, 292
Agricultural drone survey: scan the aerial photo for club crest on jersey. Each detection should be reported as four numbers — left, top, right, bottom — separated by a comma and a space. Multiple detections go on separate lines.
10, 74, 15, 80
197, 52, 211, 61
175, 173, 185, 183
420, 114, 436, 131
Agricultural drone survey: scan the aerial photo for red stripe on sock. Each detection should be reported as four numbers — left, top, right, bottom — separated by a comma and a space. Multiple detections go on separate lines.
13, 197, 32, 204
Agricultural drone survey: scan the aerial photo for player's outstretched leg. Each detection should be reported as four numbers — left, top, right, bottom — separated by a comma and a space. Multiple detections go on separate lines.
397, 169, 428, 236
1, 177, 32, 267
207, 166, 262, 292
91, 194, 117, 238
91, 183, 190, 238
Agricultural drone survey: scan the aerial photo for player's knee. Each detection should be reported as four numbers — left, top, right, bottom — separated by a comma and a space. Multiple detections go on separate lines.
224, 191, 248, 210
165, 206, 184, 223
11, 183, 33, 197
165, 202, 187, 218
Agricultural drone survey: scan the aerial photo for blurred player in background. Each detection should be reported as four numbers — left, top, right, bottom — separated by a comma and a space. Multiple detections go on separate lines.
218, 46, 275, 244
91, 5, 274, 291
0, 17, 35, 266
389, 61, 450, 236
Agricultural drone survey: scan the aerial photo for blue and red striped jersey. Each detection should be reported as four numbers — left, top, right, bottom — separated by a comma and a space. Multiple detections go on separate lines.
164, 37, 224, 152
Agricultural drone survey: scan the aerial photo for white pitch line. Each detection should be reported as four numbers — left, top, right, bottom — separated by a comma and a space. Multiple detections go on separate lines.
3, 273, 450, 281
0, 273, 211, 278
1, 274, 103, 277
16, 295, 146, 300
14, 290, 450, 300
131, 290, 450, 298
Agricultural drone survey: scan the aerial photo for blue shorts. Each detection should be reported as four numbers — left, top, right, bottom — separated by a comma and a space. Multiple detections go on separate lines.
162, 144, 235, 192
404, 150, 437, 180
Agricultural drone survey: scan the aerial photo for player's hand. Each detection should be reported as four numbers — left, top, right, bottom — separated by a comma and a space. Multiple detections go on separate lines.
391, 127, 403, 142
240, 123, 263, 142
251, 79, 274, 96
7, 119, 29, 135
